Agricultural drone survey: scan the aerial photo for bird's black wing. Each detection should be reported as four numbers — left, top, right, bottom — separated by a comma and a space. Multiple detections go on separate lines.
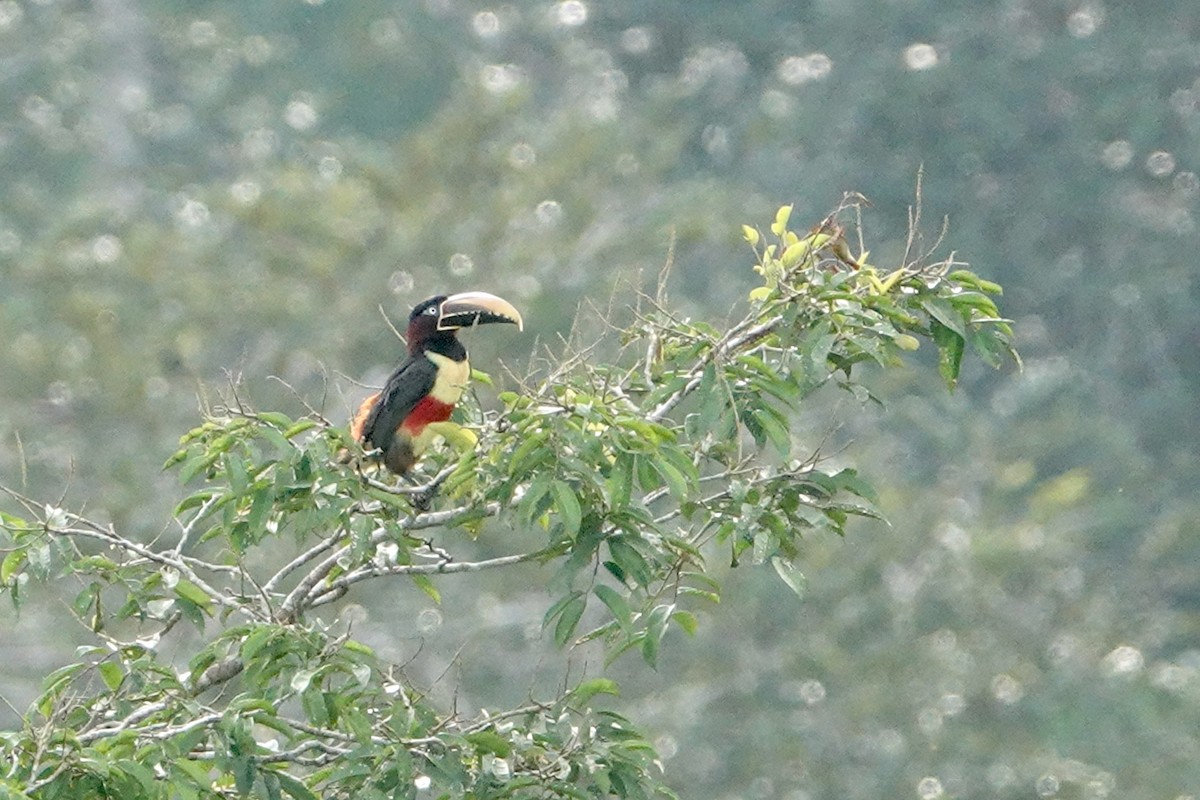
359, 354, 439, 451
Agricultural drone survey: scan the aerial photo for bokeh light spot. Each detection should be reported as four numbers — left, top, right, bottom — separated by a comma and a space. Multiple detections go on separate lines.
1067, 4, 1105, 38
416, 608, 442, 633
535, 200, 563, 227
1145, 150, 1175, 177
556, 1, 587, 27
1172, 171, 1199, 196
1102, 644, 1144, 676
480, 63, 523, 94
904, 43, 940, 71
620, 26, 653, 54
230, 179, 262, 206
473, 11, 501, 38
1101, 139, 1133, 170
285, 98, 318, 131
777, 53, 833, 85
448, 253, 475, 277
176, 198, 210, 229
91, 235, 122, 264
917, 776, 944, 798
1036, 774, 1060, 797
388, 270, 415, 295
508, 142, 536, 168
0, 1, 24, 29
0, 230, 21, 255
187, 19, 217, 47
991, 673, 1024, 704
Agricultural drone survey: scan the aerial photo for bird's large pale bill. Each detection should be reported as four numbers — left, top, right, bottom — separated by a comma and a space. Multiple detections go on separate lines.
438, 292, 524, 331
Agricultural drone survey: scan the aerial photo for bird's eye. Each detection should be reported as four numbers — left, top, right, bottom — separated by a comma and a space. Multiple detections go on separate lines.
424, 305, 438, 315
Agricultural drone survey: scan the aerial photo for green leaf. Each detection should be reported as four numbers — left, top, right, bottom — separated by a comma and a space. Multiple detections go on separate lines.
948, 290, 1000, 319
224, 453, 248, 495
641, 605, 671, 668
653, 459, 689, 502
771, 556, 807, 599
809, 332, 838, 370
931, 318, 965, 390
245, 486, 274, 539
256, 411, 293, 429
173, 580, 213, 613
553, 592, 587, 648
748, 285, 773, 302
568, 677, 621, 706
174, 757, 216, 789
241, 626, 276, 662
922, 296, 966, 337
771, 204, 793, 236
948, 269, 1003, 295
606, 454, 634, 511
274, 771, 319, 800
263, 772, 283, 800
115, 760, 158, 796
1, 550, 25, 584
679, 586, 721, 605
508, 431, 550, 477
832, 468, 878, 502
552, 480, 582, 538
178, 452, 217, 484
412, 575, 441, 604
283, 420, 318, 439
607, 536, 652, 588
291, 668, 316, 693
518, 474, 554, 527
543, 590, 582, 630
465, 729, 512, 758
749, 407, 791, 456
174, 490, 216, 516
593, 584, 633, 630
97, 661, 124, 692
301, 686, 328, 727
259, 425, 293, 454
342, 638, 375, 657
163, 447, 191, 470
780, 239, 812, 268
670, 610, 699, 636
341, 706, 373, 744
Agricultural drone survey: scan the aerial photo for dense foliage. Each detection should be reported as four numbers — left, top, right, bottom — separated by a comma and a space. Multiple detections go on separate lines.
0, 204, 1012, 797
3, 0, 1199, 797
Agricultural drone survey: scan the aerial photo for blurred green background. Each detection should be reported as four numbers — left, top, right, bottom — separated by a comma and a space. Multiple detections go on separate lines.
2, 1, 1199, 797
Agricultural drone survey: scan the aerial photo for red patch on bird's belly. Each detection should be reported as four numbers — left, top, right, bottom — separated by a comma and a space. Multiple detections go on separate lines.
400, 396, 455, 434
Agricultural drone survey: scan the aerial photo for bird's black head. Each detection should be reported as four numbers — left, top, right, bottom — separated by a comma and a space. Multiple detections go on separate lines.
405, 292, 523, 355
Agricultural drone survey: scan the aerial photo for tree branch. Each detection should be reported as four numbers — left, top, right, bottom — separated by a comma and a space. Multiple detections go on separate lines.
307, 547, 551, 609
276, 502, 502, 623
646, 316, 779, 423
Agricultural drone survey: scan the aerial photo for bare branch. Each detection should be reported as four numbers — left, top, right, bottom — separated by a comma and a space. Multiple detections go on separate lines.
646, 316, 779, 423
276, 502, 503, 623
262, 532, 345, 597
307, 547, 551, 609
643, 231, 674, 385
172, 491, 221, 555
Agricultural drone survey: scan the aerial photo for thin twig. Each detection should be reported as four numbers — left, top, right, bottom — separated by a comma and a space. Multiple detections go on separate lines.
276, 502, 503, 622
307, 547, 551, 609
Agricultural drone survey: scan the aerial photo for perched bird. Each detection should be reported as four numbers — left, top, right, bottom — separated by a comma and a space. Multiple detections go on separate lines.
351, 291, 523, 474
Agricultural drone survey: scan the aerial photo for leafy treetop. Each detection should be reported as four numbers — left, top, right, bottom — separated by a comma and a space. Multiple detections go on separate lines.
0, 196, 1013, 799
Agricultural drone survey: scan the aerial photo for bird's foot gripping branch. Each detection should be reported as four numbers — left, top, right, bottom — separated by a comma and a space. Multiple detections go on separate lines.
0, 197, 1014, 799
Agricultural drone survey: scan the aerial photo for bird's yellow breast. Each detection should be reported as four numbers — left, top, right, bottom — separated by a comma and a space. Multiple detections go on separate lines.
424, 351, 471, 405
